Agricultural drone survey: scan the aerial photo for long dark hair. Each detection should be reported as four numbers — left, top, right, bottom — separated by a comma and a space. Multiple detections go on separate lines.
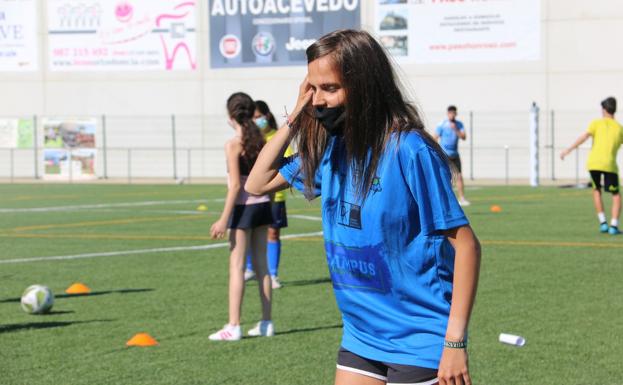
255, 100, 278, 131
290, 29, 448, 198
227, 92, 265, 171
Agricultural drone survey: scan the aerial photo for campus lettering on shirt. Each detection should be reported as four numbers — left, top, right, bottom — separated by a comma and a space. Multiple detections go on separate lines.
326, 242, 391, 293
329, 256, 376, 277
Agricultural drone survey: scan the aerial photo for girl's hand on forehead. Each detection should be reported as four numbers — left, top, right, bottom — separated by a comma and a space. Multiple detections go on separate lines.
291, 76, 313, 120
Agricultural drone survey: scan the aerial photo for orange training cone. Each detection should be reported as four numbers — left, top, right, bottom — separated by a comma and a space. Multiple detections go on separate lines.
490, 205, 503, 213
126, 333, 159, 347
65, 282, 91, 295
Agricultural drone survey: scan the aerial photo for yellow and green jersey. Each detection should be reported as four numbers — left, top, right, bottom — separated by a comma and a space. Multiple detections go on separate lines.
586, 118, 623, 173
264, 129, 294, 202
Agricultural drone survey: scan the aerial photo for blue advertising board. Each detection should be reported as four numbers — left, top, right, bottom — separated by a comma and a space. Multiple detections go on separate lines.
209, 0, 360, 68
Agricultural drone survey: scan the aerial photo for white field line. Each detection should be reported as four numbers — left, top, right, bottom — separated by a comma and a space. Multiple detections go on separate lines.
289, 214, 323, 221
14, 208, 324, 219
148, 212, 322, 218
0, 231, 324, 264
12, 209, 322, 218
149, 210, 219, 215
0, 199, 223, 213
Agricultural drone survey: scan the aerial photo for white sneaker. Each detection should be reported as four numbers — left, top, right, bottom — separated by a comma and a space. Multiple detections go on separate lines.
209, 324, 241, 341
458, 199, 471, 207
244, 269, 256, 281
247, 320, 274, 337
271, 275, 282, 289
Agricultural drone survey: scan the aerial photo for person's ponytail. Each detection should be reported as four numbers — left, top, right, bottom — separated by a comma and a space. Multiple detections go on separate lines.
227, 93, 265, 171
239, 118, 264, 170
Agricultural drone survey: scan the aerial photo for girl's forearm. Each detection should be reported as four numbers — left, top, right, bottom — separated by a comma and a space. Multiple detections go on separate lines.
246, 124, 291, 195
445, 227, 481, 341
219, 184, 240, 223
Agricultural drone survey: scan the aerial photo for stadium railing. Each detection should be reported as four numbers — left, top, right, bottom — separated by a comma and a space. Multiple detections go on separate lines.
0, 110, 611, 184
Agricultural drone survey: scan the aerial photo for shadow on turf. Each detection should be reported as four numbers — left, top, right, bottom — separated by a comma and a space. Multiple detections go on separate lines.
276, 323, 342, 336
39, 310, 75, 315
0, 288, 154, 303
0, 319, 113, 334
283, 277, 332, 287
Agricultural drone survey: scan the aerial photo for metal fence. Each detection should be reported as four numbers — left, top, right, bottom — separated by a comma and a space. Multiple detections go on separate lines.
0, 108, 611, 183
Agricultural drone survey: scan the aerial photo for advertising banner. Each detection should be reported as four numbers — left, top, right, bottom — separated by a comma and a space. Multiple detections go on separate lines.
43, 118, 97, 180
209, 0, 360, 68
0, 118, 34, 148
375, 0, 540, 63
0, 0, 38, 71
48, 0, 197, 71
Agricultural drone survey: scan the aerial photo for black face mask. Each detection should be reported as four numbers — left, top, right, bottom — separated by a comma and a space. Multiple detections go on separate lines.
314, 106, 346, 136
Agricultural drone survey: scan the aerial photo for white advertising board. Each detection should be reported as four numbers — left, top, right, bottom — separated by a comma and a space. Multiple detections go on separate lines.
376, 0, 541, 63
48, 0, 197, 71
0, 0, 38, 71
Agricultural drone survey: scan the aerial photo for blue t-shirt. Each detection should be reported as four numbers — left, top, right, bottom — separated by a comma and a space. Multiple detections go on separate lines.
279, 131, 468, 369
435, 119, 464, 157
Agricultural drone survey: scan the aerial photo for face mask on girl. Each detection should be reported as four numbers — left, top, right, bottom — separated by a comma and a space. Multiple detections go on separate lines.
254, 116, 269, 130
314, 106, 346, 136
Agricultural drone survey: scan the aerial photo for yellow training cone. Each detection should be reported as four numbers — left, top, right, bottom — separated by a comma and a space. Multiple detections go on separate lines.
126, 333, 159, 347
196, 204, 208, 211
65, 282, 91, 295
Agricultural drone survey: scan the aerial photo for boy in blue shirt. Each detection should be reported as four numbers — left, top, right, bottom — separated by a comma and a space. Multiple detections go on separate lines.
434, 106, 470, 206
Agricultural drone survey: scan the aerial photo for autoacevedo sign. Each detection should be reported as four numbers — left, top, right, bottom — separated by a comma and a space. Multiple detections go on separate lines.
209, 0, 360, 68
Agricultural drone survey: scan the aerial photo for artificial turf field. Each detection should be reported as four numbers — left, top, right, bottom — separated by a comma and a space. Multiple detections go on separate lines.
0, 184, 621, 385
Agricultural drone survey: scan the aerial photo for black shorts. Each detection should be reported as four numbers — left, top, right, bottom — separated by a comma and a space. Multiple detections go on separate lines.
228, 202, 273, 229
589, 170, 620, 194
337, 347, 438, 384
448, 156, 462, 173
270, 201, 288, 229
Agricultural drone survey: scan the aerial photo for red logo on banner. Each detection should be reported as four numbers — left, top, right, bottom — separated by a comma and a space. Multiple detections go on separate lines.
220, 35, 241, 59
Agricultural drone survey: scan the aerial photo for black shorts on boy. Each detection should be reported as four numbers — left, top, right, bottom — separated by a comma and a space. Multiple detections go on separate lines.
590, 170, 620, 194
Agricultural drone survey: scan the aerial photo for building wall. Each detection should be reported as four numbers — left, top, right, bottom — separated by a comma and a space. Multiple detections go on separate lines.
1, 0, 621, 180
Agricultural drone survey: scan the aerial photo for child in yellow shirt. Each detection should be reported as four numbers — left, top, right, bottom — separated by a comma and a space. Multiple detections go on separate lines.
561, 97, 623, 234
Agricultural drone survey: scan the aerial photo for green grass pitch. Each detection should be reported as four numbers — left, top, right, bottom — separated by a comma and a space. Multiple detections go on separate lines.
0, 184, 621, 385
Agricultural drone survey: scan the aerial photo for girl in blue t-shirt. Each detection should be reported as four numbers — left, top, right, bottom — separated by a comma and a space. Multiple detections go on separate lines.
246, 30, 481, 385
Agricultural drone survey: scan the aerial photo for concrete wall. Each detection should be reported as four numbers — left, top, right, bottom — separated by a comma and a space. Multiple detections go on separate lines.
1, 0, 622, 180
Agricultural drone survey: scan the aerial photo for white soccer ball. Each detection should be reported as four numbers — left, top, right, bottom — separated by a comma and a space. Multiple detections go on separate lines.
20, 285, 54, 314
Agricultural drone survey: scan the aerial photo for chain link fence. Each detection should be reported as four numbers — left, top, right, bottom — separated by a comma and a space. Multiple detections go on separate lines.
0, 108, 612, 184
